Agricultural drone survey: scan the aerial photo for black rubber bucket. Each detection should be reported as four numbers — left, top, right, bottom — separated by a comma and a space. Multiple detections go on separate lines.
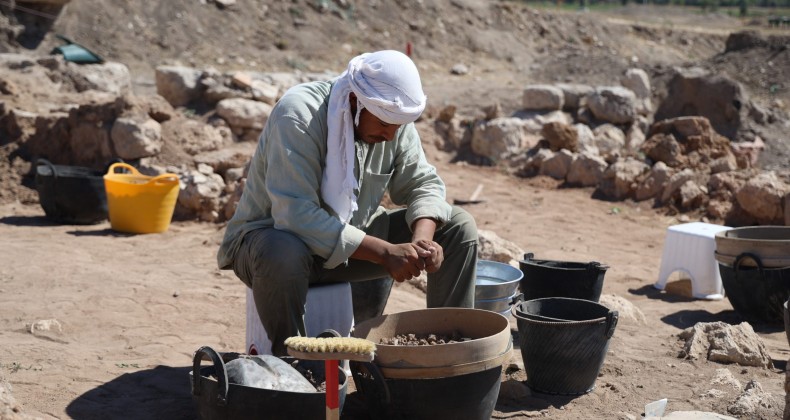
513, 297, 618, 395
349, 361, 502, 420
35, 158, 115, 225
190, 346, 348, 420
719, 253, 790, 324
518, 253, 608, 302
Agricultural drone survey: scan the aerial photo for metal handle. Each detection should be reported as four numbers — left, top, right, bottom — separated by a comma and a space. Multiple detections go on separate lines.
192, 346, 228, 406
605, 310, 619, 339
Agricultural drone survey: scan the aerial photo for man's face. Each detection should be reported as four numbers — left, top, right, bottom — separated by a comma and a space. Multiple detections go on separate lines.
354, 108, 401, 145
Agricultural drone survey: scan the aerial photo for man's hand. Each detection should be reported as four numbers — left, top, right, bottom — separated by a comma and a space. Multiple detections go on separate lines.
410, 218, 442, 273
351, 236, 431, 282
351, 217, 443, 282
382, 243, 432, 282
412, 239, 443, 273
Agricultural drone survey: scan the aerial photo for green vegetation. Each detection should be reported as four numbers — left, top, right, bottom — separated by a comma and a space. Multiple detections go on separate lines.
514, 0, 790, 19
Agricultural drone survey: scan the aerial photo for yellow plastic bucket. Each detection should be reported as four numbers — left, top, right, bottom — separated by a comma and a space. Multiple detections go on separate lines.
103, 163, 180, 234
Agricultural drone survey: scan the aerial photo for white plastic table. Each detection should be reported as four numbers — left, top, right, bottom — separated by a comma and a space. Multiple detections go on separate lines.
654, 222, 733, 300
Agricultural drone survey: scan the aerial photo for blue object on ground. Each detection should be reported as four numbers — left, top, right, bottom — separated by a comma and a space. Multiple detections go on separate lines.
50, 34, 103, 64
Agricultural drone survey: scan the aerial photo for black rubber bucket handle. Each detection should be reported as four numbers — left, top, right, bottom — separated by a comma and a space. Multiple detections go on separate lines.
605, 311, 619, 339
510, 292, 523, 307
733, 252, 766, 282
36, 158, 58, 180
192, 346, 228, 406
351, 360, 391, 405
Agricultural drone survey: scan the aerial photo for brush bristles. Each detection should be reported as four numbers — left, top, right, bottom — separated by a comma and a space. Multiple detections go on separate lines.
284, 336, 376, 356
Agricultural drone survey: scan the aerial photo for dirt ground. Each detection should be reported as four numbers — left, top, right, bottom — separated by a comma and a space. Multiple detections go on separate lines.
1, 137, 787, 419
1, 1, 789, 419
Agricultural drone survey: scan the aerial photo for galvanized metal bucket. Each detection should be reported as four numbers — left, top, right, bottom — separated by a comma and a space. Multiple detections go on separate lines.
475, 260, 523, 315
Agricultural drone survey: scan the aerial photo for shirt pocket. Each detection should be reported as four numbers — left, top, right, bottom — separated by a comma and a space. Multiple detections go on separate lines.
355, 171, 393, 224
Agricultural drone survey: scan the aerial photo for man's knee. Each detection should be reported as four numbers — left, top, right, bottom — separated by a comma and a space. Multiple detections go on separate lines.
239, 229, 315, 284
447, 206, 478, 244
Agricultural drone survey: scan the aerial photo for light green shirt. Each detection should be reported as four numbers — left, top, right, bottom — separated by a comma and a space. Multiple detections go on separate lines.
217, 81, 452, 270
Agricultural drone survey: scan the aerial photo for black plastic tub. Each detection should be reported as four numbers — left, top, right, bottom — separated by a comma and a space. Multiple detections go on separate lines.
349, 361, 502, 420
719, 253, 790, 324
190, 346, 348, 420
518, 253, 608, 302
513, 297, 618, 395
35, 158, 112, 224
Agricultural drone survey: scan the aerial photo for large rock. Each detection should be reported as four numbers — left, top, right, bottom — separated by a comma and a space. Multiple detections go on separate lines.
66, 91, 119, 166
216, 98, 273, 134
586, 86, 637, 124
598, 158, 649, 200
541, 121, 577, 152
161, 118, 228, 155
65, 61, 132, 95
539, 149, 574, 180
566, 151, 607, 187
471, 117, 536, 160
155, 66, 204, 107
593, 123, 626, 162
621, 68, 652, 115
111, 117, 162, 159
635, 161, 674, 202
735, 171, 790, 224
655, 68, 747, 140
522, 85, 564, 111
478, 229, 524, 266
678, 321, 772, 368
555, 83, 594, 111
643, 116, 735, 170
176, 164, 226, 222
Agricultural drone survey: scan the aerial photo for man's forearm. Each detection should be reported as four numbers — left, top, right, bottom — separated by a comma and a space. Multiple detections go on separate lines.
350, 234, 392, 265
411, 218, 438, 242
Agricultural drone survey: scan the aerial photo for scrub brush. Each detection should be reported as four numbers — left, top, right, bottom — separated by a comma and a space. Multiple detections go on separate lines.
285, 336, 376, 420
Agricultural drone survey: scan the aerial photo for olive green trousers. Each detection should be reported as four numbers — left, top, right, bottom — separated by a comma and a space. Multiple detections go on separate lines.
232, 206, 478, 356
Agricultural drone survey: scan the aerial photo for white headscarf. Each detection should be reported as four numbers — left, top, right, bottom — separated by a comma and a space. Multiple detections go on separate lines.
322, 50, 427, 223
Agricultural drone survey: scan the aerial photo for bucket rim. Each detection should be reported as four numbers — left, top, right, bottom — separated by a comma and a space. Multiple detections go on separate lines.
376, 338, 512, 379
519, 253, 609, 271
511, 297, 612, 325
716, 226, 790, 242
477, 259, 524, 282
192, 364, 349, 395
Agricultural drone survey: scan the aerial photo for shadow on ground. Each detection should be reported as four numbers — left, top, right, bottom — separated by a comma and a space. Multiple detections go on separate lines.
629, 283, 697, 303
66, 365, 195, 420
0, 215, 57, 227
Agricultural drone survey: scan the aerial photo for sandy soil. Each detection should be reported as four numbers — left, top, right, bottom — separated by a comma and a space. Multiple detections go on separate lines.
1, 137, 786, 419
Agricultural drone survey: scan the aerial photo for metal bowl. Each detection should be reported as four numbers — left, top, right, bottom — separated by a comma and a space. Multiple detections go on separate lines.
475, 260, 523, 301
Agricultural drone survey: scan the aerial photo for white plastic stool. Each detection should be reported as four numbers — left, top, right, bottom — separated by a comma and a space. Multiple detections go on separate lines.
245, 282, 354, 355
654, 222, 732, 300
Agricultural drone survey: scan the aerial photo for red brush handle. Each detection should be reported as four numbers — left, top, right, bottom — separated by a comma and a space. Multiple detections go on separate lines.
325, 359, 339, 420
